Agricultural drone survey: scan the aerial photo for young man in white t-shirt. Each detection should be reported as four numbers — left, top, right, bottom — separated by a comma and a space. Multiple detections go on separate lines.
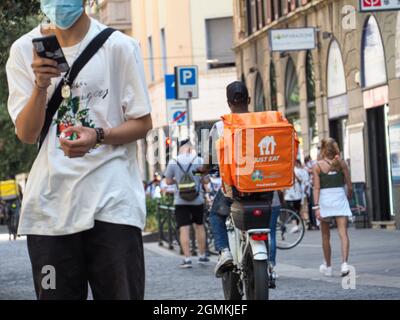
6, 0, 152, 300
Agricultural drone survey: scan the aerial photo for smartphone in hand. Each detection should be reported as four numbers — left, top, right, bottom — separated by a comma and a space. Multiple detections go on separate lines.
32, 35, 69, 73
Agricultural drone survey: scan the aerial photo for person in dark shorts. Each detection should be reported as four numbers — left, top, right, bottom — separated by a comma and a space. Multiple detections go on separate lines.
165, 140, 210, 268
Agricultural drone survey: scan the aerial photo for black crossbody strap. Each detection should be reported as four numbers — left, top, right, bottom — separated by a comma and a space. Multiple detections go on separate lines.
38, 27, 116, 150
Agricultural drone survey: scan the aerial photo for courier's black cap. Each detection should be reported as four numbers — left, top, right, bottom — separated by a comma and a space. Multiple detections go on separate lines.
227, 81, 249, 105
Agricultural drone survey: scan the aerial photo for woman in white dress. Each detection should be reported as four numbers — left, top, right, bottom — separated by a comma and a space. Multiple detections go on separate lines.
313, 138, 353, 277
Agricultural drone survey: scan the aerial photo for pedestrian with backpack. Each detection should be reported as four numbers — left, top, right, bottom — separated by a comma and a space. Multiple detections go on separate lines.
165, 139, 210, 268
6, 0, 152, 300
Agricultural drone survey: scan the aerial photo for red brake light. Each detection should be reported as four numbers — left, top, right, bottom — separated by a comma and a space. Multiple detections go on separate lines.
166, 137, 172, 146
251, 234, 268, 241
253, 209, 263, 217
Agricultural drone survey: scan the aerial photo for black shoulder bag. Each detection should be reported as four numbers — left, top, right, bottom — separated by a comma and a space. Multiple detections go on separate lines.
38, 27, 116, 150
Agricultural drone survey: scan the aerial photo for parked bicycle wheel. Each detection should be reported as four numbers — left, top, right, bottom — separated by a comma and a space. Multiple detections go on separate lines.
276, 208, 305, 250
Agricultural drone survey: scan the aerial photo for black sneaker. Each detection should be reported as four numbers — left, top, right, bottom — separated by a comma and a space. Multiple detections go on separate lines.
198, 256, 210, 264
180, 260, 192, 269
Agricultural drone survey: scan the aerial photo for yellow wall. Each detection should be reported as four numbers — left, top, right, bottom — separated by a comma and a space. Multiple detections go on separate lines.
131, 0, 193, 84
130, 0, 236, 129
189, 0, 234, 71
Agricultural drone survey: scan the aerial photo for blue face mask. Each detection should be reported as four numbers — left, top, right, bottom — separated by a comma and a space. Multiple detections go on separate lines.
41, 0, 84, 30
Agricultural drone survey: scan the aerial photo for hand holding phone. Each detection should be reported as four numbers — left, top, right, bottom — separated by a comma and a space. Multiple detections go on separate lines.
31, 49, 61, 90
32, 35, 69, 73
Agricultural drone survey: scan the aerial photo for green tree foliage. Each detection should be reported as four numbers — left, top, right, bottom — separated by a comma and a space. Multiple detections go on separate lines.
0, 0, 40, 179
0, 108, 38, 179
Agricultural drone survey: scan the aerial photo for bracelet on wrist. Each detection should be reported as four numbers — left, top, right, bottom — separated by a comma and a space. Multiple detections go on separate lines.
95, 128, 105, 143
91, 128, 105, 150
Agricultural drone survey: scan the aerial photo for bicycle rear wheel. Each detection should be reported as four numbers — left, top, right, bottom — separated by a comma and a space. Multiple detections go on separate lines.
276, 208, 305, 250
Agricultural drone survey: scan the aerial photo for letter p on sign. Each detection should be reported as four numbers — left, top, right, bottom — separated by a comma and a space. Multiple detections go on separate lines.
179, 68, 196, 85
183, 70, 192, 84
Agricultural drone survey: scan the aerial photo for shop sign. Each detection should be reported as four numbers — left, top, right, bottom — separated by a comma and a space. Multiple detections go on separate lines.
360, 0, 400, 12
269, 28, 316, 52
363, 85, 389, 109
328, 94, 349, 119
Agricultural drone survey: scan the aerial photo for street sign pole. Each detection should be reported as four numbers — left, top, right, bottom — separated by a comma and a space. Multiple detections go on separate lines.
186, 99, 191, 128
175, 66, 199, 140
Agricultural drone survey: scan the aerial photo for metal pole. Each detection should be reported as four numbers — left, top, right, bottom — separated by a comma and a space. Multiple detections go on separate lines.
186, 98, 191, 140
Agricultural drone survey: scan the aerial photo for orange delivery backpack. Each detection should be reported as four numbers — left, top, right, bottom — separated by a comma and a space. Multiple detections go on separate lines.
216, 111, 299, 193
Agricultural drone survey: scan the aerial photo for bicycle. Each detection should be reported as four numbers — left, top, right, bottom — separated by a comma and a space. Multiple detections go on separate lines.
222, 196, 275, 300
275, 207, 305, 250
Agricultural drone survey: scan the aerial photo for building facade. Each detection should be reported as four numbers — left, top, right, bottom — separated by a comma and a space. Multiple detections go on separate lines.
87, 0, 132, 34
233, 0, 400, 228
131, 0, 237, 178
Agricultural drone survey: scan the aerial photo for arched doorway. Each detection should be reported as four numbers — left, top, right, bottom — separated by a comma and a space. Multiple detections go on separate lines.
306, 51, 318, 159
326, 40, 349, 160
254, 73, 265, 111
270, 62, 278, 111
285, 57, 301, 157
362, 15, 391, 221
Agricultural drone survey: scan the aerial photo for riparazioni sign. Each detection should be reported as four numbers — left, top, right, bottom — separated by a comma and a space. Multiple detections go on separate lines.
269, 28, 316, 52
359, 0, 400, 12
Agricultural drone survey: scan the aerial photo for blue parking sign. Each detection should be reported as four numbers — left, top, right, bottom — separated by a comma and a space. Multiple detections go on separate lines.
179, 68, 196, 86
175, 65, 199, 100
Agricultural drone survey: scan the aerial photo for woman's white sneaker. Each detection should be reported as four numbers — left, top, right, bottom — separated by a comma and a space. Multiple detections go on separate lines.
319, 263, 333, 277
341, 262, 350, 277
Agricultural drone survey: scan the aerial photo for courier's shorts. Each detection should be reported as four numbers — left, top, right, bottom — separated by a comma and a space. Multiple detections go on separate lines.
175, 205, 204, 228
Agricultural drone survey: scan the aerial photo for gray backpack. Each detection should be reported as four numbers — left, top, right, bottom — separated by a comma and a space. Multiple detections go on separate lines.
176, 158, 199, 201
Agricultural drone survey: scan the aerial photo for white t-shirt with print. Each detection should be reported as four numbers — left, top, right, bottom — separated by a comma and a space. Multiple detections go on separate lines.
6, 19, 152, 236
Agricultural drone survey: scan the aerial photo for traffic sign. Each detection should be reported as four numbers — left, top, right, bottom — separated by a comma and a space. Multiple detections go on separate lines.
175, 66, 199, 100
167, 100, 188, 127
165, 74, 176, 100
173, 111, 187, 124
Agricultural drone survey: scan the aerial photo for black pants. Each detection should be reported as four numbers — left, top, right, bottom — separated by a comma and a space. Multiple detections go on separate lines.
27, 221, 145, 300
